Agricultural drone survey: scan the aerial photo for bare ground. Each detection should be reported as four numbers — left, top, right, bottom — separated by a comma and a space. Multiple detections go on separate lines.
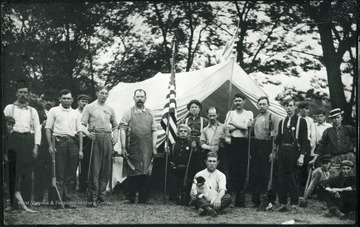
3, 191, 355, 225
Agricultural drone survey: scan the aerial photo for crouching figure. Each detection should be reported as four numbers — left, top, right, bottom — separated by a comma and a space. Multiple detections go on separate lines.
189, 152, 231, 217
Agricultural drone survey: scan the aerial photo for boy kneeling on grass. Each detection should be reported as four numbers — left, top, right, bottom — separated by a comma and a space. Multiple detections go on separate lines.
300, 154, 331, 208
189, 152, 231, 217
319, 160, 355, 220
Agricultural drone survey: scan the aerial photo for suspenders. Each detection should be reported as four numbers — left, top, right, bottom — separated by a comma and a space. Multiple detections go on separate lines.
281, 116, 301, 140
11, 104, 34, 132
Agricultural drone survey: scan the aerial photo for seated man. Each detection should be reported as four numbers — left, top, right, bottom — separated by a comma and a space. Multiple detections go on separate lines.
300, 154, 331, 207
190, 152, 232, 217
319, 160, 355, 220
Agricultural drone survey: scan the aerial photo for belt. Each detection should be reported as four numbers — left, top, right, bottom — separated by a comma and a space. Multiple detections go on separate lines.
55, 136, 75, 141
12, 131, 32, 135
253, 138, 272, 141
282, 143, 295, 147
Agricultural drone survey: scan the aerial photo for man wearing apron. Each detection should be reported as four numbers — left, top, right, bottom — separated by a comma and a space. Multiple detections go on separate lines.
120, 89, 157, 204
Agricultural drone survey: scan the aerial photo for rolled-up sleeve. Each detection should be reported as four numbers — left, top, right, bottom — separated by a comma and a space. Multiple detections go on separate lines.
110, 108, 118, 130
45, 108, 55, 131
119, 109, 131, 131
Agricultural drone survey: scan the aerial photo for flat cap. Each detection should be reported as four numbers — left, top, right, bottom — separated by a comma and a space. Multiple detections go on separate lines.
77, 94, 90, 101
319, 154, 332, 163
340, 160, 353, 168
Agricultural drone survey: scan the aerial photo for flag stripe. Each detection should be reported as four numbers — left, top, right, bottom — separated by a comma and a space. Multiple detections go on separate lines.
161, 70, 177, 146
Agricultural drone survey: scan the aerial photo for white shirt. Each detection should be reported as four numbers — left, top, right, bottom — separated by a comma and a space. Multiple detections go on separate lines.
314, 122, 332, 144
45, 105, 81, 137
3, 103, 41, 145
225, 109, 253, 138
191, 169, 227, 192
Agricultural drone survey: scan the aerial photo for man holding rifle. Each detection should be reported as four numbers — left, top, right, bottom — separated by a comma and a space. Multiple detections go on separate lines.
45, 89, 83, 209
274, 98, 308, 213
120, 89, 157, 204
250, 96, 280, 209
224, 93, 253, 207
81, 86, 118, 207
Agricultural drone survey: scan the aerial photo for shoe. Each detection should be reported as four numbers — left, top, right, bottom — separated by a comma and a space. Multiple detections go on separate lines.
333, 209, 345, 219
299, 200, 307, 208
290, 205, 298, 214
138, 200, 153, 205
64, 204, 77, 209
347, 212, 355, 221
198, 208, 206, 216
123, 200, 135, 204
33, 202, 41, 207
325, 210, 333, 217
87, 201, 97, 208
277, 204, 289, 212
206, 207, 218, 217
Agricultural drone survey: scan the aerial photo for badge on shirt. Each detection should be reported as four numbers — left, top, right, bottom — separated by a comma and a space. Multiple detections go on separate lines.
186, 146, 190, 150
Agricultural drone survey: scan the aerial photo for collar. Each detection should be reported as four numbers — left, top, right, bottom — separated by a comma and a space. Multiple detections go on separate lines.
334, 125, 343, 130
207, 121, 220, 128
60, 104, 72, 112
13, 100, 29, 109
189, 113, 199, 119
133, 106, 147, 112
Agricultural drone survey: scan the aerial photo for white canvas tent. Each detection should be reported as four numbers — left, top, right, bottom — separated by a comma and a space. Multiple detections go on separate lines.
107, 58, 286, 149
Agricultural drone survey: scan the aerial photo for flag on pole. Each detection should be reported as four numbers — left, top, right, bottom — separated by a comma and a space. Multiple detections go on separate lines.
160, 56, 177, 147
219, 27, 239, 63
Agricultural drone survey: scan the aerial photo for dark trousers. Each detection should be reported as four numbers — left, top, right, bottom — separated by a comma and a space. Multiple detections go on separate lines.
78, 136, 92, 192
250, 139, 272, 205
299, 140, 311, 195
88, 132, 112, 202
126, 174, 151, 202
277, 144, 300, 205
8, 132, 34, 206
322, 191, 355, 214
168, 166, 192, 205
226, 137, 249, 206
195, 194, 232, 211
53, 137, 78, 202
34, 141, 53, 203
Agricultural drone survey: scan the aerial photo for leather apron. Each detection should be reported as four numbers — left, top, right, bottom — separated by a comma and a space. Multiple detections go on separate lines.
124, 107, 153, 177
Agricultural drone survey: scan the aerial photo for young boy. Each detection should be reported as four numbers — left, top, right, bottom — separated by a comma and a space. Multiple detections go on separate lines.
168, 124, 195, 205
4, 116, 36, 212
300, 154, 331, 207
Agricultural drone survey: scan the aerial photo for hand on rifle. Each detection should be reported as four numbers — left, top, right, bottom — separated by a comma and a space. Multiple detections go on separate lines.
191, 141, 197, 149
79, 150, 84, 160
111, 135, 118, 145
49, 145, 56, 156
210, 145, 219, 153
165, 147, 170, 154
88, 132, 95, 141
153, 147, 158, 156
122, 148, 129, 157
308, 156, 317, 169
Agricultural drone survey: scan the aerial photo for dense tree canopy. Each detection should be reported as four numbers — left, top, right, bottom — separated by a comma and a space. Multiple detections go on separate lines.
1, 1, 356, 124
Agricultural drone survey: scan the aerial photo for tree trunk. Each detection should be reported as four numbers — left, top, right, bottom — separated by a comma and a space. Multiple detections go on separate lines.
316, 3, 350, 124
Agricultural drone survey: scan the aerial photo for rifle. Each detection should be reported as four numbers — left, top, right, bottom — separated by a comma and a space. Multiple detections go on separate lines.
299, 167, 313, 207
257, 140, 276, 211
51, 136, 65, 209
240, 127, 251, 194
179, 146, 194, 205
87, 127, 95, 201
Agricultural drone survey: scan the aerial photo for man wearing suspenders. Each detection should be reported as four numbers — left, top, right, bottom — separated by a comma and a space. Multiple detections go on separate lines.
274, 98, 308, 212
3, 81, 41, 209
250, 96, 279, 208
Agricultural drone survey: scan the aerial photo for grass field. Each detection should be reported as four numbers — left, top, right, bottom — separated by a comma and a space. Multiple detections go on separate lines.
3, 190, 355, 225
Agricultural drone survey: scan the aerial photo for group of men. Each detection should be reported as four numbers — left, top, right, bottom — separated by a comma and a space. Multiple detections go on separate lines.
169, 94, 356, 219
3, 81, 356, 220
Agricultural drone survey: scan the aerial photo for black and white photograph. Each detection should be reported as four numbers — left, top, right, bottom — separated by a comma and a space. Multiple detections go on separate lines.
1, 0, 357, 225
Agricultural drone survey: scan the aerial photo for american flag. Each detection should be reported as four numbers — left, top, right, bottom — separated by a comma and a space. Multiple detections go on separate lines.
160, 45, 177, 147
219, 27, 239, 63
